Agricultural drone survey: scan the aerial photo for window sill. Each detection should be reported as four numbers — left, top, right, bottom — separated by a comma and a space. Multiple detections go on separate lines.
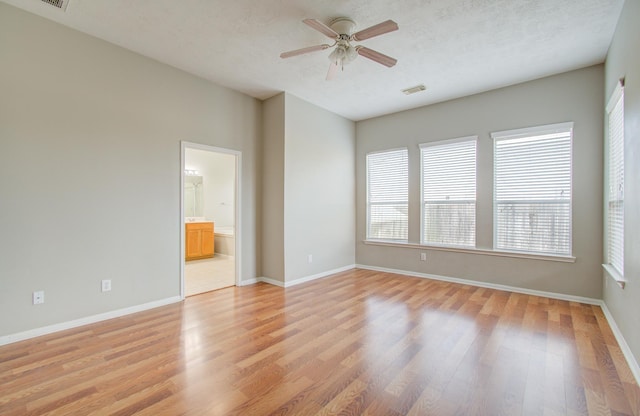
363, 240, 576, 263
602, 264, 626, 289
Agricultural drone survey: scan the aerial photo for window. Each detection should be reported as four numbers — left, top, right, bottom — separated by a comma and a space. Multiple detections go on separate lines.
366, 148, 408, 240
421, 137, 477, 247
606, 81, 624, 277
492, 123, 573, 256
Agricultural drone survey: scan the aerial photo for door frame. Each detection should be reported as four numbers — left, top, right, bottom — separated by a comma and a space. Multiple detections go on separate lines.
180, 141, 242, 299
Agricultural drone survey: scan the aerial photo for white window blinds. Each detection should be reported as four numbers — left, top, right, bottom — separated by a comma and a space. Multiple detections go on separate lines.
421, 137, 477, 247
607, 83, 624, 276
367, 148, 408, 240
492, 123, 573, 256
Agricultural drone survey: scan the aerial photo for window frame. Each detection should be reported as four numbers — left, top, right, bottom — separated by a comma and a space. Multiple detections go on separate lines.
604, 81, 625, 284
419, 136, 477, 248
365, 147, 409, 242
491, 122, 574, 256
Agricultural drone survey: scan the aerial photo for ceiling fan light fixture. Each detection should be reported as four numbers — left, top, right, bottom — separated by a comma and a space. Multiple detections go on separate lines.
346, 45, 358, 62
328, 46, 344, 64
328, 44, 357, 66
281, 17, 399, 79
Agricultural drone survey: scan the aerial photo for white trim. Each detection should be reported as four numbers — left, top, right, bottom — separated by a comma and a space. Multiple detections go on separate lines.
282, 264, 356, 288
235, 152, 242, 287
259, 277, 286, 287
0, 296, 182, 346
180, 144, 186, 299
355, 264, 598, 304
490, 121, 574, 140
604, 85, 625, 279
182, 141, 241, 156
602, 264, 626, 289
419, 135, 478, 149
237, 278, 260, 286
363, 239, 576, 263
366, 146, 408, 156
600, 302, 640, 386
606, 80, 624, 113
257, 265, 357, 288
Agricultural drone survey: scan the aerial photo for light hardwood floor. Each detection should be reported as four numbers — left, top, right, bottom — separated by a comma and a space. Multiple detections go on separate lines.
1, 269, 639, 415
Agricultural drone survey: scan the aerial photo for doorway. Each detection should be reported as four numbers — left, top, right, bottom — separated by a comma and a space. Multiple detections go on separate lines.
180, 142, 240, 298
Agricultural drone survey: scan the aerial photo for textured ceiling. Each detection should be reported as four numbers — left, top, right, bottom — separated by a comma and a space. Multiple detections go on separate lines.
1, 0, 624, 120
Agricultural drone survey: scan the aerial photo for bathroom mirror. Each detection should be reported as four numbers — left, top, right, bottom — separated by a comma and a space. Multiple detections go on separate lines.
184, 175, 204, 217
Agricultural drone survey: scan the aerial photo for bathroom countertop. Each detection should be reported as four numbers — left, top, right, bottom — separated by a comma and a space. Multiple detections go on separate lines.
185, 218, 214, 224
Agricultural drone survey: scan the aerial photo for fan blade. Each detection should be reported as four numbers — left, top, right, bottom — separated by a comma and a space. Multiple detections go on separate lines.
303, 18, 339, 39
356, 46, 397, 67
326, 62, 339, 81
280, 44, 330, 59
351, 19, 398, 41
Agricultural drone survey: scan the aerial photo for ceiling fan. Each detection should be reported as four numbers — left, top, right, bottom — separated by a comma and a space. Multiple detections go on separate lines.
280, 17, 399, 80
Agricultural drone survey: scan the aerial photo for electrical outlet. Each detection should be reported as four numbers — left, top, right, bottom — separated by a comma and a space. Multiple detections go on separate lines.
33, 291, 44, 305
307, 254, 313, 263
420, 252, 427, 261
101, 279, 112, 292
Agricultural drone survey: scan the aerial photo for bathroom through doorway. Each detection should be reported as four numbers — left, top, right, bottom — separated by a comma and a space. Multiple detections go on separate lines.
180, 142, 240, 297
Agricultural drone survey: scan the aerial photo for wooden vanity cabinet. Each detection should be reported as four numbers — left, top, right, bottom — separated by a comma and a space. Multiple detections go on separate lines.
185, 222, 214, 261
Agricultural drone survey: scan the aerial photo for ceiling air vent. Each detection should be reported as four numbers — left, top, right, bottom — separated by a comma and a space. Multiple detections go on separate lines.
402, 84, 426, 95
40, 0, 69, 11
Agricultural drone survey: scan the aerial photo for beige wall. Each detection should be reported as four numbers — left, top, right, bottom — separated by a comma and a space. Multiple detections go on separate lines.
603, 0, 640, 370
261, 94, 286, 282
284, 94, 356, 281
356, 65, 604, 298
0, 3, 262, 337
262, 93, 356, 283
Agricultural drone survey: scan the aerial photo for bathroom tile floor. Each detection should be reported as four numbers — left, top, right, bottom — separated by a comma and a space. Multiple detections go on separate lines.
185, 255, 235, 296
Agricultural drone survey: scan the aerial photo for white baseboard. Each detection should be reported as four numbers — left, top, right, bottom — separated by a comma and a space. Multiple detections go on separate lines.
599, 302, 640, 386
238, 278, 260, 286
282, 264, 356, 288
0, 296, 182, 347
257, 264, 356, 288
259, 276, 285, 287
355, 264, 600, 305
